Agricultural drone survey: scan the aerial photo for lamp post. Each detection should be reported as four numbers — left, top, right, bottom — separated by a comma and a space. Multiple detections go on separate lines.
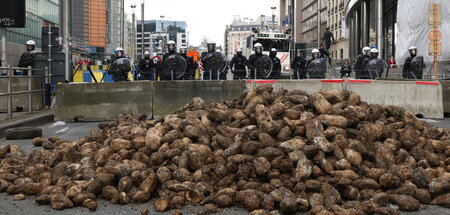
160, 16, 166, 53
131, 5, 136, 60
271, 7, 277, 31
141, 0, 145, 57
63, 0, 71, 82
120, 0, 125, 48
317, 0, 321, 47
160, 15, 165, 32
260, 15, 265, 32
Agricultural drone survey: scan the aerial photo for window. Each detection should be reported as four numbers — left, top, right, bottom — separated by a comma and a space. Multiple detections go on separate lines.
182, 39, 186, 43
144, 39, 150, 42
182, 34, 186, 38
144, 34, 150, 37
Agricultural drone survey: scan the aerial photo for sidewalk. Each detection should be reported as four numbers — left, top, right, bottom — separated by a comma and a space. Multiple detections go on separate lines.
0, 109, 54, 138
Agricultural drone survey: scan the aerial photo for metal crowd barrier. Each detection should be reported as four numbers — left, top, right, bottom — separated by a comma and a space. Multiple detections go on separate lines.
0, 66, 50, 119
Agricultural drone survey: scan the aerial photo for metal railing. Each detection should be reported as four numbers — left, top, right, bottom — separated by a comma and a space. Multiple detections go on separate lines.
0, 66, 49, 119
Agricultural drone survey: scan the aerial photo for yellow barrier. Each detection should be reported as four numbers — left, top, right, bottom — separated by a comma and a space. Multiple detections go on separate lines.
73, 70, 83, 83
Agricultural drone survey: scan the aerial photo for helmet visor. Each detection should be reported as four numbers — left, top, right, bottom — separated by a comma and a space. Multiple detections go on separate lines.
207, 44, 216, 51
27, 45, 35, 51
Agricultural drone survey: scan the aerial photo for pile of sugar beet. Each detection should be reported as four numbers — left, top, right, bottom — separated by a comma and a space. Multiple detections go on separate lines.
1, 86, 450, 215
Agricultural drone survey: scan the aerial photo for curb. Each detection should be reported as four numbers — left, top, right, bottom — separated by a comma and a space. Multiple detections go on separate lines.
0, 111, 54, 138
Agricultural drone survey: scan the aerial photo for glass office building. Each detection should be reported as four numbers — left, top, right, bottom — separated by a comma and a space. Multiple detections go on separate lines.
6, 0, 60, 48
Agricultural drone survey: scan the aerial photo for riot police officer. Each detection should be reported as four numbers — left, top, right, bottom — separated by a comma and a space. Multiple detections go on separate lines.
306, 49, 326, 79
202, 42, 227, 80
306, 49, 320, 68
291, 49, 307, 79
201, 41, 216, 60
268, 48, 282, 79
354, 47, 371, 79
200, 41, 216, 65
163, 40, 177, 59
403, 46, 426, 79
248, 43, 265, 79
201, 41, 217, 80
108, 47, 132, 82
160, 40, 178, 80
138, 51, 154, 80
179, 46, 198, 80
230, 48, 247, 80
363, 48, 387, 79
17, 40, 38, 75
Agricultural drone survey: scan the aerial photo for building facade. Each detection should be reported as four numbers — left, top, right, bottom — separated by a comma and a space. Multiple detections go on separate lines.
279, 0, 327, 44
106, 0, 122, 55
136, 20, 187, 56
302, 0, 328, 44
87, 0, 107, 54
224, 24, 260, 61
64, 0, 108, 56
2, 0, 60, 65
224, 15, 279, 61
345, 0, 398, 61
328, 0, 349, 61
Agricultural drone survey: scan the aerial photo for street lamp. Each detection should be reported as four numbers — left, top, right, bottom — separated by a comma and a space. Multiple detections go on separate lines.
140, 0, 145, 57
131, 5, 136, 60
160, 15, 165, 32
120, 0, 125, 48
271, 7, 277, 31
260, 15, 265, 32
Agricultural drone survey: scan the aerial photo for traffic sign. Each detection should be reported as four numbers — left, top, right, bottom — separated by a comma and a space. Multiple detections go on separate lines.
429, 3, 441, 13
428, 3, 442, 27
428, 29, 442, 41
428, 41, 442, 56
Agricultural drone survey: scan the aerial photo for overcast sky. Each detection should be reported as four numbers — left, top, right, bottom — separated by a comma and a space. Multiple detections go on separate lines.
126, 0, 280, 47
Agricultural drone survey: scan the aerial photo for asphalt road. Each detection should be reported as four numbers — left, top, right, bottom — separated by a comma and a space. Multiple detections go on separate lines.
0, 119, 449, 215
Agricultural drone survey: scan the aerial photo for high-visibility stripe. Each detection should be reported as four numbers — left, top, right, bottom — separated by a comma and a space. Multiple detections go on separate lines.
416, 81, 439, 85
280, 54, 288, 63
322, 79, 345, 83
348, 79, 372, 83
254, 80, 277, 83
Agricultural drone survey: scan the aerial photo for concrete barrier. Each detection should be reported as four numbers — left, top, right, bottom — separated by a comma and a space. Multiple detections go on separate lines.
153, 80, 247, 116
0, 79, 44, 112
55, 82, 153, 122
55, 79, 444, 122
347, 80, 443, 119
246, 79, 345, 93
440, 80, 450, 115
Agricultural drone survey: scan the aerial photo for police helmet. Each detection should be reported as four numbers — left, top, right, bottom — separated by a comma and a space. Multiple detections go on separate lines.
254, 43, 263, 54
26, 40, 36, 46
409, 46, 417, 56
207, 41, 216, 52
370, 48, 379, 58
26, 40, 36, 51
362, 47, 371, 55
167, 40, 176, 52
115, 47, 124, 57
179, 46, 187, 54
312, 49, 320, 58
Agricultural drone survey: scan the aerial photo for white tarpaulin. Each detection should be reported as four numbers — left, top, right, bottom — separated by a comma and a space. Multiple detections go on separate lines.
396, 0, 450, 65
